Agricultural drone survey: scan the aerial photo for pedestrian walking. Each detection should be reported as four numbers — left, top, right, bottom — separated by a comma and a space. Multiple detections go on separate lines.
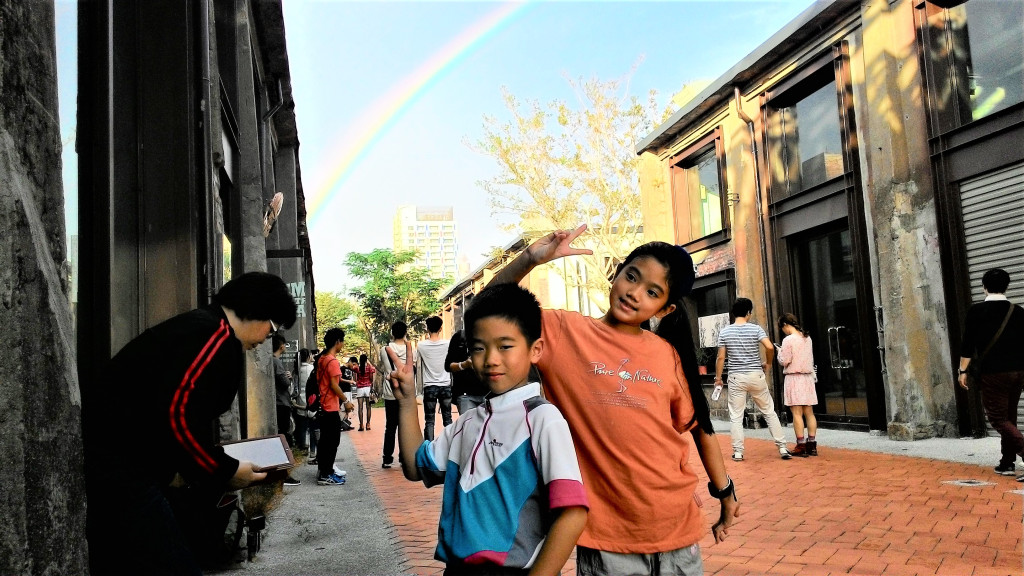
777, 313, 818, 457
957, 268, 1024, 479
715, 297, 792, 461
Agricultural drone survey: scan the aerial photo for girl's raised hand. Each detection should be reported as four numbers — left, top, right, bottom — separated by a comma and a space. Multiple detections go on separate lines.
527, 224, 594, 265
386, 344, 415, 402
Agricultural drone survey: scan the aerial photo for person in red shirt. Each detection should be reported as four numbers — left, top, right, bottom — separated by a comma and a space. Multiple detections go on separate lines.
316, 328, 348, 485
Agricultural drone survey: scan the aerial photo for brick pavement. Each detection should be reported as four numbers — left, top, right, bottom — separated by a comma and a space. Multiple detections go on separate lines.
349, 405, 1022, 576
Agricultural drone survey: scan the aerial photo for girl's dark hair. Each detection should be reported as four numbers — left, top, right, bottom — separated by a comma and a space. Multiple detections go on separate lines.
622, 242, 712, 434
359, 353, 368, 376
618, 242, 696, 305
655, 306, 714, 435
778, 312, 808, 337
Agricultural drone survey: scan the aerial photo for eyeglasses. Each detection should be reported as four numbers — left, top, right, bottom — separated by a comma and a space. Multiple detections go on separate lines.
267, 319, 279, 339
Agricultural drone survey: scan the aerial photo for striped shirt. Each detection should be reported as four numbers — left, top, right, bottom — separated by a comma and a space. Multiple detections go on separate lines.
718, 322, 769, 374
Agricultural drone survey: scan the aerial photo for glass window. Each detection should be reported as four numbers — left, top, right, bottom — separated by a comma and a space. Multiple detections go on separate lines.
672, 135, 727, 245
920, 0, 1024, 131
690, 282, 732, 373
773, 83, 845, 196
686, 150, 723, 239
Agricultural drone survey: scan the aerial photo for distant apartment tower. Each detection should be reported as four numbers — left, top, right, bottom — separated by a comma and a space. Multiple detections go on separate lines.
393, 205, 459, 280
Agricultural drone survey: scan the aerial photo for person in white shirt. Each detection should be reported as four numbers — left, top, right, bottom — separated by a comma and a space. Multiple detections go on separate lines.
417, 316, 452, 441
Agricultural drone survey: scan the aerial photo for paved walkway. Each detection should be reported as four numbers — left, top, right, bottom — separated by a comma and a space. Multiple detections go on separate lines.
349, 405, 1022, 576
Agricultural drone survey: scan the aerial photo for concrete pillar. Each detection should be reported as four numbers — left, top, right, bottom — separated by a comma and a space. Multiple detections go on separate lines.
858, 0, 954, 439
0, 1, 89, 572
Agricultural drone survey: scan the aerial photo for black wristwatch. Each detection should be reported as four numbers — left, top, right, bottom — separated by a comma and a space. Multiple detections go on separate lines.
958, 369, 968, 375
708, 477, 736, 500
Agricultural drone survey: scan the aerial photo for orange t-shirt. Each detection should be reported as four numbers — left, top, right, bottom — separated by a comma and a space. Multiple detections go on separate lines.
318, 354, 343, 412
537, 309, 702, 553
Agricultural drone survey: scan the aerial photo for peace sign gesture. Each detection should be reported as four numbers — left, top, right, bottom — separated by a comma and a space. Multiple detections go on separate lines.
526, 224, 594, 266
386, 343, 416, 403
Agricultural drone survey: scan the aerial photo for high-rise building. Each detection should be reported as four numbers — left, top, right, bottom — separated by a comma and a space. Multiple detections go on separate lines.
393, 205, 459, 280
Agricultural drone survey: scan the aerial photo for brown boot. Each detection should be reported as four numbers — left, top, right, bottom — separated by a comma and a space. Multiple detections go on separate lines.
790, 443, 810, 457
807, 441, 818, 456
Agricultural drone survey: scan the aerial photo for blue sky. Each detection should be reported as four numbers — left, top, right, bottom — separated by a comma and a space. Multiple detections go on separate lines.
56, 0, 817, 294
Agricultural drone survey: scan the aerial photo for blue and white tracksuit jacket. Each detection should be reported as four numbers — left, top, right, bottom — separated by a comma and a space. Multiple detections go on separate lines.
415, 383, 589, 569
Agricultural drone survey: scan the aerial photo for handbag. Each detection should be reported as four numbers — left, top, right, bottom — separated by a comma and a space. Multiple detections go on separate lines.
967, 303, 1015, 379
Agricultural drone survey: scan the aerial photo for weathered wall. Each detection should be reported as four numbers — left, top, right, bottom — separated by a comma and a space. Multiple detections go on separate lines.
858, 0, 954, 439
0, 1, 90, 573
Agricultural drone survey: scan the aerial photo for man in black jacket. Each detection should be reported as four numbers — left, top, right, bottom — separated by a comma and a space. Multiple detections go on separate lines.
445, 295, 489, 415
958, 268, 1024, 480
83, 272, 297, 575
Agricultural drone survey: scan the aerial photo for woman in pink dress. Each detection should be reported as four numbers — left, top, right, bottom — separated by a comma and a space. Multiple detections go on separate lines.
777, 313, 818, 457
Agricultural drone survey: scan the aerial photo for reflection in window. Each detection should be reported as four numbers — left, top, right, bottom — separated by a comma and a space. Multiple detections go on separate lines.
686, 150, 723, 238
691, 282, 731, 372
775, 83, 844, 195
920, 0, 1024, 131
958, 0, 1024, 120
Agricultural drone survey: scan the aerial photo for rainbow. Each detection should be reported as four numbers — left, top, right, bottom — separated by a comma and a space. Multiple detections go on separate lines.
306, 1, 532, 226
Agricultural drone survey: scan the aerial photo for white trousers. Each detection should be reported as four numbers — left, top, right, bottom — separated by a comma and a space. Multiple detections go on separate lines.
727, 371, 787, 453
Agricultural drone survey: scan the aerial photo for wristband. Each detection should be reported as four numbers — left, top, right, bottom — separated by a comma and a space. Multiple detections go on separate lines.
957, 369, 968, 375
708, 476, 736, 500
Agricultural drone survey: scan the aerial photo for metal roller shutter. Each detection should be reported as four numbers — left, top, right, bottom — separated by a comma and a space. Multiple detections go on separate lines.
960, 161, 1024, 436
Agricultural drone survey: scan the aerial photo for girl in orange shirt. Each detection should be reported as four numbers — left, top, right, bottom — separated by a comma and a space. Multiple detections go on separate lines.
491, 225, 739, 576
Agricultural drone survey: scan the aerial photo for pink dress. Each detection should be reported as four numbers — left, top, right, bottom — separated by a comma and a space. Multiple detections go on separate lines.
778, 333, 818, 406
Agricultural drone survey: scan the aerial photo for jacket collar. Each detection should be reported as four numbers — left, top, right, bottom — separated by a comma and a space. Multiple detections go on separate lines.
484, 382, 541, 413
985, 294, 1008, 301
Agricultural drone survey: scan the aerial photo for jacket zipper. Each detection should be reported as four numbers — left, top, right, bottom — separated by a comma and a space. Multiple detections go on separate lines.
469, 409, 493, 475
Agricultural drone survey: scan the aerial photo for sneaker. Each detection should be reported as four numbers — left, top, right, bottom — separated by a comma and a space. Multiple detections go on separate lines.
382, 462, 392, 469
317, 473, 345, 486
995, 464, 1017, 476
790, 443, 810, 458
1017, 472, 1024, 483
283, 476, 301, 486
358, 427, 364, 431
780, 448, 792, 460
333, 465, 347, 477
732, 452, 743, 462
807, 441, 818, 456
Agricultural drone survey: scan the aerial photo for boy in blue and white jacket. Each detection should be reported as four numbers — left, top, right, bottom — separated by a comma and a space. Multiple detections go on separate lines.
391, 284, 588, 576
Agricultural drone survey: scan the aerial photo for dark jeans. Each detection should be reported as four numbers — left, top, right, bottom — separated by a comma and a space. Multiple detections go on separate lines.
456, 394, 486, 416
293, 409, 309, 450
317, 411, 342, 479
276, 404, 294, 447
980, 371, 1024, 467
308, 415, 319, 456
423, 386, 453, 441
383, 399, 400, 464
87, 480, 202, 575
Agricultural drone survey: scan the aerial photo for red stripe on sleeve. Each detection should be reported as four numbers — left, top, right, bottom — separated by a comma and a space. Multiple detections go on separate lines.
170, 321, 230, 473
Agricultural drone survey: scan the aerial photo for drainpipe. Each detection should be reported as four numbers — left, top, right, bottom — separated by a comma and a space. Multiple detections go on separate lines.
734, 86, 781, 410
733, 87, 774, 325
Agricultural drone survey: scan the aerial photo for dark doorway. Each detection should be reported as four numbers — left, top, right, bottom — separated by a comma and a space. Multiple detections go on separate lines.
790, 224, 870, 427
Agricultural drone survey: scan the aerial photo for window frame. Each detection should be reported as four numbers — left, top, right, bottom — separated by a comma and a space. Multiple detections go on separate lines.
669, 127, 731, 252
763, 48, 853, 204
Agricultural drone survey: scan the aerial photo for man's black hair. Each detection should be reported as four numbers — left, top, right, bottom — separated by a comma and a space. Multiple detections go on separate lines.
425, 316, 443, 334
324, 328, 345, 349
213, 272, 296, 328
731, 297, 754, 320
983, 268, 1011, 294
272, 334, 287, 350
390, 321, 408, 340
464, 284, 541, 345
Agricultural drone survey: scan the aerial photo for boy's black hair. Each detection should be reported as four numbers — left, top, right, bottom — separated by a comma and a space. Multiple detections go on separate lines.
213, 272, 296, 328
390, 321, 408, 340
324, 328, 345, 349
464, 284, 541, 345
272, 334, 287, 350
731, 297, 754, 319
982, 268, 1011, 294
425, 316, 443, 334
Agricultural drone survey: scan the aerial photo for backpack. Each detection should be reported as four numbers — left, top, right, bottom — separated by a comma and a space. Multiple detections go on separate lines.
305, 355, 322, 416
